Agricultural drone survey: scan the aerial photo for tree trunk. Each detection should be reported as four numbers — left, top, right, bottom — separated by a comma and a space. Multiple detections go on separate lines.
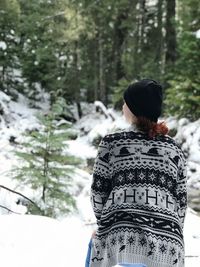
165, 0, 176, 64
94, 38, 99, 101
42, 137, 50, 204
72, 6, 82, 118
114, 9, 128, 81
42, 156, 48, 203
42, 184, 46, 203
74, 40, 82, 118
133, 0, 142, 78
139, 0, 146, 51
155, 0, 164, 74
98, 33, 106, 105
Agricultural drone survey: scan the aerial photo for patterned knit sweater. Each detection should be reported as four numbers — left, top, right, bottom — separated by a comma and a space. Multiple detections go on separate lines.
90, 128, 187, 267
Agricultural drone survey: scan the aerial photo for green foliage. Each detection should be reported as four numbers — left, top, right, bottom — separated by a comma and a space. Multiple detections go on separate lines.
165, 78, 200, 120
164, 0, 200, 121
0, 0, 20, 92
176, 32, 200, 79
1, 0, 200, 120
15, 0, 94, 102
18, 0, 67, 94
112, 77, 131, 109
13, 97, 81, 218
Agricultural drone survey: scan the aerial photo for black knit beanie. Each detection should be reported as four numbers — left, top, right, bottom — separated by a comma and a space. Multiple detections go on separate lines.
123, 79, 163, 122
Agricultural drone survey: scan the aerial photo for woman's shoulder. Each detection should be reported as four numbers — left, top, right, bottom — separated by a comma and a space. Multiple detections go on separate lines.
101, 131, 124, 142
102, 129, 183, 147
101, 128, 145, 142
101, 131, 185, 159
156, 134, 186, 157
157, 134, 181, 147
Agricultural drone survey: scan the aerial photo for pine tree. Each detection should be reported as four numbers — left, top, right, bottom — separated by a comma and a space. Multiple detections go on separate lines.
13, 97, 80, 218
0, 0, 20, 93
18, 0, 65, 96
164, 0, 200, 120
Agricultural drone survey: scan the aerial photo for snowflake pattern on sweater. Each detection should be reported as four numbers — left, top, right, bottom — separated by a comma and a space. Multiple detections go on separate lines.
90, 129, 187, 267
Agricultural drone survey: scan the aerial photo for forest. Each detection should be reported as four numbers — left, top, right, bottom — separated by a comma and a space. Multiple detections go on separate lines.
1, 0, 200, 120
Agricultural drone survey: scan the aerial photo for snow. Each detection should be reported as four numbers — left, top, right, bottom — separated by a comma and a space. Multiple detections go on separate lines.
0, 41, 7, 50
59, 55, 67, 61
165, 117, 200, 191
0, 208, 199, 267
13, 69, 24, 83
67, 137, 97, 159
184, 209, 200, 257
0, 92, 200, 266
0, 214, 82, 267
176, 119, 200, 163
146, 0, 157, 6
196, 29, 200, 39
88, 118, 113, 141
0, 91, 11, 102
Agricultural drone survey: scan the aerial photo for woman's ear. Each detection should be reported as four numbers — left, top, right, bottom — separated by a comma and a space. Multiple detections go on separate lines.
123, 103, 136, 124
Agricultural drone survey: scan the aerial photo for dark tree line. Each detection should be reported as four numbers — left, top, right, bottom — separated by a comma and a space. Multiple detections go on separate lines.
0, 0, 199, 119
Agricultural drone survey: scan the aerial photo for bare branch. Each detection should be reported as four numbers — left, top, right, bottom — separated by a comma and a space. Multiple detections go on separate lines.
95, 101, 116, 121
0, 185, 38, 207
0, 204, 21, 215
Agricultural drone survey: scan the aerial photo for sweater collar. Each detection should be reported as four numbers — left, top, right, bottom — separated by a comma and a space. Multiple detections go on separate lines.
127, 124, 145, 134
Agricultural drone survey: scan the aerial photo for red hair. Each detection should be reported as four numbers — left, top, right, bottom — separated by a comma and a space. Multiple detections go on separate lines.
135, 117, 169, 138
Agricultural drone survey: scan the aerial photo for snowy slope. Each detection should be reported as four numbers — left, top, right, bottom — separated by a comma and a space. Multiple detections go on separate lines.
0, 209, 200, 267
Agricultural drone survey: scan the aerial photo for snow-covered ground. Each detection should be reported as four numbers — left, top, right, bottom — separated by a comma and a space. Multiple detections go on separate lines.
0, 208, 200, 267
0, 91, 200, 266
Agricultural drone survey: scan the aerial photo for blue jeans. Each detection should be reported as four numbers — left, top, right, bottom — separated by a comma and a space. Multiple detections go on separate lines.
85, 238, 93, 267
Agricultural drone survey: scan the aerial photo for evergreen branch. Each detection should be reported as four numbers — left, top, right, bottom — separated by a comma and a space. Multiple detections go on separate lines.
0, 185, 37, 207
0, 204, 21, 215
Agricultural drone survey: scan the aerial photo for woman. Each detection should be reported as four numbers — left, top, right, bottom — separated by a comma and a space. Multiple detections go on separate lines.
89, 79, 187, 267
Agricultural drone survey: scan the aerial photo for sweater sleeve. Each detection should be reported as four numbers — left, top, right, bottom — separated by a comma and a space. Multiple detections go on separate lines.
91, 135, 112, 224
176, 153, 187, 229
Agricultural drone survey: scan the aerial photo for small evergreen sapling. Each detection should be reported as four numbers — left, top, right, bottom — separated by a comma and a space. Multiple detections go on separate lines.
13, 97, 80, 218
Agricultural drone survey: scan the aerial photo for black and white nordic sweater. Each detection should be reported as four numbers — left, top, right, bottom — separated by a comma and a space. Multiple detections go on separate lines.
90, 127, 187, 267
